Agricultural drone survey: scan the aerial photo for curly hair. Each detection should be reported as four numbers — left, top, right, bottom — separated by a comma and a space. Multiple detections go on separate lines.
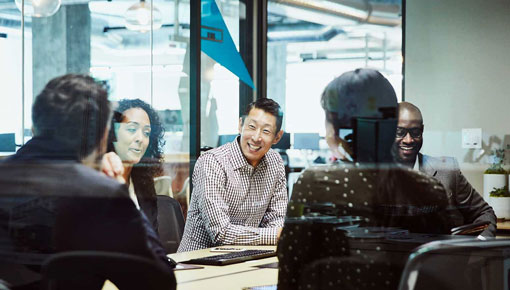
107, 99, 166, 231
108, 98, 165, 168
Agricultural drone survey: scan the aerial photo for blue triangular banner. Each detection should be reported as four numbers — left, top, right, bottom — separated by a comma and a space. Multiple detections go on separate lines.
201, 0, 255, 89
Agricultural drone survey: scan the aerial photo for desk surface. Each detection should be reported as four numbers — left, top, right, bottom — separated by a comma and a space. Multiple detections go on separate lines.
169, 245, 278, 290
497, 220, 510, 230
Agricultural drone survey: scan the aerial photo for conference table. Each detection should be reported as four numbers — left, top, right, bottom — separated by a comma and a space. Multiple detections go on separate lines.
102, 245, 278, 290
169, 245, 278, 290
101, 232, 510, 290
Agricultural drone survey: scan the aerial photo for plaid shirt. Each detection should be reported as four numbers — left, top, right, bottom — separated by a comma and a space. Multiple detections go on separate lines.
177, 137, 288, 252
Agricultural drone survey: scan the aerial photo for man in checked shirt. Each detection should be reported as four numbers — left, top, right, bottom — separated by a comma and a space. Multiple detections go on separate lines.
178, 98, 288, 252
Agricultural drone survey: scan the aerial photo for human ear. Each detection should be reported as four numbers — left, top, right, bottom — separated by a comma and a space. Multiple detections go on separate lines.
272, 130, 284, 144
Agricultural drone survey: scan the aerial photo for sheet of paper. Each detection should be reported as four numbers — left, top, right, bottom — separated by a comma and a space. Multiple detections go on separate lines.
174, 263, 204, 271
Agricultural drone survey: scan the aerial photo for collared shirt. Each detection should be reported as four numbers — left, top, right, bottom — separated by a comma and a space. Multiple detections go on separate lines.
413, 156, 420, 172
177, 137, 288, 252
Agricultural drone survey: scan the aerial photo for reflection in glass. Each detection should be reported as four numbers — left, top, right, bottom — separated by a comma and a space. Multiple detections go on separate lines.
200, 0, 244, 148
15, 0, 61, 17
124, 0, 163, 32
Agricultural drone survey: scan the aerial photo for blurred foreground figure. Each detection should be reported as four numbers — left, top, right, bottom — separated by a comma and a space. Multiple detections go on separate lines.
278, 69, 460, 290
0, 74, 175, 290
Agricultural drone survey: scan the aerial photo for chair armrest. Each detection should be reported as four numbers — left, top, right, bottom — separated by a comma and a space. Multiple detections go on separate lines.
450, 221, 490, 235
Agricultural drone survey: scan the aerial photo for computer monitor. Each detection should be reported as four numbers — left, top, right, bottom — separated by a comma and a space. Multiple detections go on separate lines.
293, 133, 320, 150
158, 109, 183, 131
272, 132, 290, 150
0, 133, 15, 152
217, 134, 238, 146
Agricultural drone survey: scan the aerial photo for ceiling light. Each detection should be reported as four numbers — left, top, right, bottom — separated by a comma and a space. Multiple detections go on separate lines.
124, 0, 162, 32
15, 0, 61, 17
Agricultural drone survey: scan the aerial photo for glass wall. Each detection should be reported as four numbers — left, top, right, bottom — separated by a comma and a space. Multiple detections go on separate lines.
265, 0, 403, 197
0, 0, 192, 209
266, 0, 402, 137
0, 2, 28, 146
88, 0, 191, 209
200, 0, 253, 148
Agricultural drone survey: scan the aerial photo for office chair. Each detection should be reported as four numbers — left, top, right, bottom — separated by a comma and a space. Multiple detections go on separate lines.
154, 176, 173, 197
297, 255, 401, 290
156, 195, 185, 254
172, 176, 190, 209
398, 239, 510, 290
41, 251, 176, 290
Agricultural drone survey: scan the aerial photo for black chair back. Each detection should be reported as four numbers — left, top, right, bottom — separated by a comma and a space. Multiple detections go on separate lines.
398, 239, 510, 290
41, 251, 176, 290
156, 195, 185, 253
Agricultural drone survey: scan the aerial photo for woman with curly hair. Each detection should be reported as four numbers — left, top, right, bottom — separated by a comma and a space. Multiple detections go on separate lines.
106, 98, 165, 232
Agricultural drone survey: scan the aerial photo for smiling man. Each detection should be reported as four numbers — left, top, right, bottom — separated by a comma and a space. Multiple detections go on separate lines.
178, 98, 288, 252
394, 101, 496, 237
394, 102, 425, 167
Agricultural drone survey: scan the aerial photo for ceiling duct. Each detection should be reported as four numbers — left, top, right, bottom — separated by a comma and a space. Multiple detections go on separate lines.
268, 25, 344, 42
268, 0, 401, 27
0, 16, 29, 29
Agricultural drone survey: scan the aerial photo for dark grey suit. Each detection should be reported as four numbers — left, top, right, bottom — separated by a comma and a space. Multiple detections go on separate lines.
419, 153, 496, 237
0, 137, 175, 289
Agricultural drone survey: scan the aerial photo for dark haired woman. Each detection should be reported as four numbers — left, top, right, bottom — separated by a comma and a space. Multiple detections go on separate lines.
107, 98, 165, 232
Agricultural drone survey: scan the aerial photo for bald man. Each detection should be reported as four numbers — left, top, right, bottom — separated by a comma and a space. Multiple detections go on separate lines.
394, 102, 496, 237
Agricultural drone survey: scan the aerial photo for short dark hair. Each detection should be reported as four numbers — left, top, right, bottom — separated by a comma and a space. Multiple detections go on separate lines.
244, 98, 283, 132
32, 74, 111, 159
320, 68, 397, 129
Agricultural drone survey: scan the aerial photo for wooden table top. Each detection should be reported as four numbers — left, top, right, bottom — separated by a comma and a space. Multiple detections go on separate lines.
169, 245, 278, 290
102, 245, 278, 290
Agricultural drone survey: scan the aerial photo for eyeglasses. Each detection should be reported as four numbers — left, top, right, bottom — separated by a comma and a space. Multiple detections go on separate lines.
396, 127, 423, 139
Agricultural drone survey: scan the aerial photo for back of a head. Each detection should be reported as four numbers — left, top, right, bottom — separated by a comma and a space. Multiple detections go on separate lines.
321, 68, 397, 128
32, 74, 111, 160
278, 70, 452, 290
321, 68, 398, 162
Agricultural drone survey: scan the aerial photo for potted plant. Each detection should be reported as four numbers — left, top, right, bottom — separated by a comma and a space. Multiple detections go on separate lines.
483, 148, 507, 201
489, 186, 510, 219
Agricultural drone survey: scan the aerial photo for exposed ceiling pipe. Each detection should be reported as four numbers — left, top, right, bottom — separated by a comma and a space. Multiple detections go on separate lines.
268, 26, 345, 42
268, 0, 401, 27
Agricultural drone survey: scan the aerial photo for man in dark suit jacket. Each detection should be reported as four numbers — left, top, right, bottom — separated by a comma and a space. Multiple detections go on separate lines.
393, 101, 496, 237
0, 74, 175, 289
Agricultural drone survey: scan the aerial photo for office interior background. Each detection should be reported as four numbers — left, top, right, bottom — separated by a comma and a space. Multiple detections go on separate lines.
0, 0, 509, 197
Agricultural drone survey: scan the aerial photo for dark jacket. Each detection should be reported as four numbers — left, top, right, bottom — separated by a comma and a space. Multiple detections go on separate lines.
419, 153, 497, 237
0, 137, 175, 289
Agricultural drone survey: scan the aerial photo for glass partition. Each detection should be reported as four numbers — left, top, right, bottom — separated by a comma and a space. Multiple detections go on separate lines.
265, 0, 403, 183
266, 1, 403, 137
0, 1, 29, 147
0, 0, 192, 215
200, 0, 252, 148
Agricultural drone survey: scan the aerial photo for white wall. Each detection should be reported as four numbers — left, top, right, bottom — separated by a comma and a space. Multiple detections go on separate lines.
0, 28, 33, 145
405, 0, 510, 193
